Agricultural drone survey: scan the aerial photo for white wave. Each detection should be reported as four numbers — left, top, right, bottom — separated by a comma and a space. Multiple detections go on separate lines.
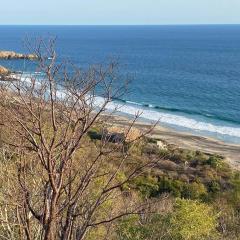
95, 96, 240, 138
11, 73, 240, 139
125, 100, 142, 106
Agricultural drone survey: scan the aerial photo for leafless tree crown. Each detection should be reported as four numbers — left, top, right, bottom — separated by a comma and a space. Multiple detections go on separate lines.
0, 39, 158, 240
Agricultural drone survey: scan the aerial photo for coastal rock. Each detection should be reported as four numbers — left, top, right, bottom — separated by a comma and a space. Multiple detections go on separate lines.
0, 65, 10, 75
0, 66, 19, 81
0, 51, 38, 60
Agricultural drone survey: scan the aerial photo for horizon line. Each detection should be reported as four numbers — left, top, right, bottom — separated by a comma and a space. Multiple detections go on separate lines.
1, 23, 240, 27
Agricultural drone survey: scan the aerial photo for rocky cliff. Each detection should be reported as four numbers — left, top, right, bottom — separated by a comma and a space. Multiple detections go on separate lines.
0, 51, 37, 60
0, 65, 10, 75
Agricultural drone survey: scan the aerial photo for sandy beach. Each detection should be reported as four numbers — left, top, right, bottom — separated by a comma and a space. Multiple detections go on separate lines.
109, 115, 240, 169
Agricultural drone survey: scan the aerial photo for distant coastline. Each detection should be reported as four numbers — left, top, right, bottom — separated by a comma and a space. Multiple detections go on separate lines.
1, 25, 240, 144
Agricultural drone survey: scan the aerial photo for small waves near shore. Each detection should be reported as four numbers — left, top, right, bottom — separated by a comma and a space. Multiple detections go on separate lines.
1, 25, 240, 144
97, 97, 240, 144
9, 72, 240, 145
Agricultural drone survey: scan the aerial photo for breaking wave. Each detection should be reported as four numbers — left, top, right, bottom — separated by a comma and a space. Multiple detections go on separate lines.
11, 72, 240, 142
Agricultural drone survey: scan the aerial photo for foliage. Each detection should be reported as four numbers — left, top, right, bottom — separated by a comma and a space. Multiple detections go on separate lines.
182, 182, 207, 200
158, 177, 184, 197
0, 40, 238, 240
116, 213, 171, 240
207, 181, 221, 194
131, 175, 159, 198
169, 198, 218, 240
205, 155, 228, 172
116, 215, 149, 240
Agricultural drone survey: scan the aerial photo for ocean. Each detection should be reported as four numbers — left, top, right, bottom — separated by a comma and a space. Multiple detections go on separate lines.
0, 25, 240, 143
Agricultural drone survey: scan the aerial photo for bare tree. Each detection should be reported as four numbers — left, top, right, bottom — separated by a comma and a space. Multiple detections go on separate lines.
0, 38, 159, 240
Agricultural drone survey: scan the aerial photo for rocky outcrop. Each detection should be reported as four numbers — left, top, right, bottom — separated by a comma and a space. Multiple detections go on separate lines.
0, 65, 10, 75
0, 66, 20, 81
0, 51, 37, 60
0, 65, 13, 81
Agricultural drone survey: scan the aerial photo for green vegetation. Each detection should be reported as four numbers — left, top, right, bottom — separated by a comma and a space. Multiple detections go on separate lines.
0, 41, 239, 239
8, 118, 233, 240
169, 198, 218, 240
0, 113, 240, 239
115, 198, 218, 240
85, 130, 240, 239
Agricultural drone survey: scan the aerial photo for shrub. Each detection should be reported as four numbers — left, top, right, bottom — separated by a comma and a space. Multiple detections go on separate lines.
132, 175, 159, 198
227, 173, 240, 210
195, 150, 209, 162
146, 137, 158, 144
206, 155, 225, 170
88, 130, 102, 140
143, 143, 160, 155
116, 215, 149, 240
157, 160, 179, 171
207, 181, 221, 194
158, 177, 184, 198
169, 198, 218, 240
182, 182, 207, 200
116, 213, 170, 240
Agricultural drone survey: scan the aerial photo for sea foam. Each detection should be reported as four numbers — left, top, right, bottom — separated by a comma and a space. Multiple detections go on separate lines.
12, 73, 240, 141
94, 96, 240, 139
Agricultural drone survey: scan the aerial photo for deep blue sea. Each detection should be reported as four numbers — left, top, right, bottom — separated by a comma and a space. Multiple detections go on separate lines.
1, 25, 240, 143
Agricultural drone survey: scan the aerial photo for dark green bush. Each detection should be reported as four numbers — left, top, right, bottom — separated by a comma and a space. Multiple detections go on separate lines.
207, 181, 221, 194
88, 130, 102, 140
158, 177, 184, 198
206, 155, 225, 170
182, 182, 207, 200
131, 175, 159, 198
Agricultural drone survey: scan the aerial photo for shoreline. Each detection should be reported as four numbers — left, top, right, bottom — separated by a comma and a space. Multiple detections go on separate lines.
108, 114, 240, 169
1, 70, 239, 169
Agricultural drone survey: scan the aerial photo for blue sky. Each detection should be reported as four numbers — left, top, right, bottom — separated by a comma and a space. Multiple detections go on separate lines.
1, 0, 240, 25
